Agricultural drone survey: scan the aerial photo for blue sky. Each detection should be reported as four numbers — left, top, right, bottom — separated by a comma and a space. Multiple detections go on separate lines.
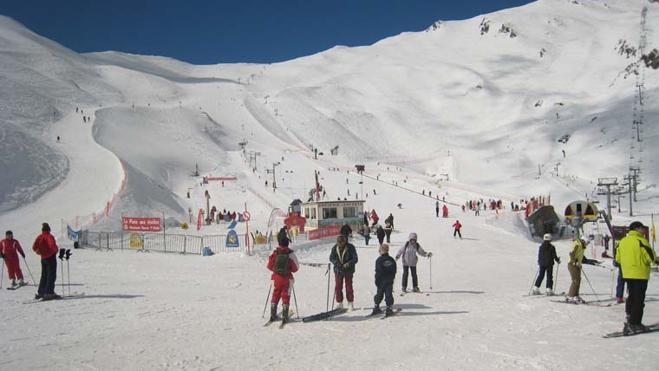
1, 0, 535, 64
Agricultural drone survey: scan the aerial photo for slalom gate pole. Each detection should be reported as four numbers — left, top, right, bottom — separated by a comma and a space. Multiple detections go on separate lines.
261, 281, 272, 318
21, 255, 36, 285
291, 284, 300, 319
528, 267, 539, 295
581, 268, 600, 303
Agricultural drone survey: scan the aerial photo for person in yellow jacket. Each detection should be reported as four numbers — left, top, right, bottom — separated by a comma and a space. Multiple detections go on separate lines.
615, 221, 659, 335
566, 237, 587, 303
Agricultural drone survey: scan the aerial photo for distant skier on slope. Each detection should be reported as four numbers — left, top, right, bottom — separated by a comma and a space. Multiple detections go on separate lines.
452, 220, 462, 239
376, 225, 385, 246
435, 201, 440, 217
384, 213, 394, 243
329, 235, 358, 310
395, 233, 431, 293
1, 231, 26, 288
266, 237, 299, 323
532, 234, 560, 296
372, 243, 396, 316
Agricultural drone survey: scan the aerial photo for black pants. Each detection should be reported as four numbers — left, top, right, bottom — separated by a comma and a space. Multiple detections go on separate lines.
402, 266, 418, 289
374, 282, 394, 307
38, 255, 57, 296
385, 230, 391, 243
616, 268, 625, 298
377, 236, 384, 245
625, 279, 648, 325
453, 229, 462, 238
436, 208, 439, 217
534, 265, 554, 289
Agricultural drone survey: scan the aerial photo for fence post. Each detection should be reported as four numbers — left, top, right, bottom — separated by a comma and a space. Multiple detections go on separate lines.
183, 235, 187, 254
121, 231, 124, 251
106, 233, 110, 250
201, 236, 204, 254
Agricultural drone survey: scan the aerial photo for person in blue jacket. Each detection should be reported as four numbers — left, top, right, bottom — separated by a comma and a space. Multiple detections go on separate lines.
372, 243, 397, 316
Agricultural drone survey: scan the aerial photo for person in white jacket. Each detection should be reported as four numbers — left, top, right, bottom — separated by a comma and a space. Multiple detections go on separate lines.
395, 232, 432, 293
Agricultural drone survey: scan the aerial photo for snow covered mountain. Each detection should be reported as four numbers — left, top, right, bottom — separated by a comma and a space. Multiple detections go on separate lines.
1, 1, 659, 370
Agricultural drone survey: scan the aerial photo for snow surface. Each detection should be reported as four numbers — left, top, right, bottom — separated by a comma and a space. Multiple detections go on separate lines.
1, 0, 659, 369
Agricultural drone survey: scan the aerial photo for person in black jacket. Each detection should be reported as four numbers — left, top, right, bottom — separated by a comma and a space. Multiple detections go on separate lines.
340, 224, 352, 239
372, 243, 397, 316
329, 235, 359, 310
376, 225, 386, 246
533, 233, 560, 295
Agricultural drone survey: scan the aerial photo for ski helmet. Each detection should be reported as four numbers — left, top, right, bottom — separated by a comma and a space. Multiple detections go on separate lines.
543, 233, 552, 241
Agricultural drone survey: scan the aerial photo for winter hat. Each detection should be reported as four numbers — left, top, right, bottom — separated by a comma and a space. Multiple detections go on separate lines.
5, 230, 12, 236
408, 232, 418, 240
279, 236, 290, 247
42, 223, 50, 232
629, 221, 645, 230
379, 243, 390, 254
543, 233, 552, 241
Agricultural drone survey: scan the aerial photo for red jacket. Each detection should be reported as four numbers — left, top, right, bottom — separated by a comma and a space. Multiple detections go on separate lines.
0, 238, 24, 258
32, 232, 59, 259
267, 246, 299, 280
453, 221, 462, 230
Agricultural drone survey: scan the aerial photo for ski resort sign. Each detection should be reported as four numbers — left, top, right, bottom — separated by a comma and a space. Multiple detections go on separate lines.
122, 217, 162, 232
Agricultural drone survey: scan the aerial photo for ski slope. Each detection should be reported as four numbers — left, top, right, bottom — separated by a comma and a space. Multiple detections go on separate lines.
1, 0, 659, 369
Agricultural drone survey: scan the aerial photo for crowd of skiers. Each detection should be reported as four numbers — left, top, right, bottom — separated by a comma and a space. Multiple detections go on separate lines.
531, 221, 659, 336
2, 223, 62, 300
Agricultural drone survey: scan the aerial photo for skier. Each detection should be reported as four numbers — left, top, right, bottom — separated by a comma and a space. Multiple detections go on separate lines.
376, 225, 385, 246
370, 209, 379, 227
363, 211, 368, 226
452, 220, 463, 239
566, 237, 587, 303
329, 235, 358, 310
362, 224, 371, 246
532, 234, 560, 295
340, 224, 352, 239
0, 231, 26, 288
615, 221, 659, 335
395, 233, 431, 293
372, 243, 397, 316
384, 214, 393, 244
442, 204, 449, 218
435, 201, 440, 217
266, 237, 299, 323
32, 223, 60, 300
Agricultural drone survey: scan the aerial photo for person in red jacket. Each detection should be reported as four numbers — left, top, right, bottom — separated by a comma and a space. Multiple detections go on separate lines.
266, 237, 299, 323
32, 223, 60, 300
370, 209, 379, 227
1, 230, 26, 287
452, 220, 463, 239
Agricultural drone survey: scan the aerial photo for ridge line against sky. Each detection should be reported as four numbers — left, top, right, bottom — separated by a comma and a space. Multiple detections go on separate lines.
1, 0, 535, 65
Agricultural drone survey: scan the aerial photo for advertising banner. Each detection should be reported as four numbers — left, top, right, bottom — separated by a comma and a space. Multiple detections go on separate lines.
122, 217, 162, 232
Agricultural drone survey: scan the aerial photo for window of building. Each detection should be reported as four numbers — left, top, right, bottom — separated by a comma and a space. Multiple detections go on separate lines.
343, 207, 356, 218
322, 207, 337, 219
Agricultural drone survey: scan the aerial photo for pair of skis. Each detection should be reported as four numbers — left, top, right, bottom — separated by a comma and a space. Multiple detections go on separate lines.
603, 322, 659, 338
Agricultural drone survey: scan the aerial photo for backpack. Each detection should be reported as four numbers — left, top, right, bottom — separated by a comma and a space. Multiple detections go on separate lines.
274, 252, 290, 275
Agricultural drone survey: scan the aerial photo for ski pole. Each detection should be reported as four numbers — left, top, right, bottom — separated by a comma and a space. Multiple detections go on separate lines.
325, 263, 331, 312
291, 283, 300, 319
66, 250, 72, 296
429, 255, 433, 291
261, 281, 272, 318
0, 259, 4, 289
21, 255, 36, 285
58, 249, 65, 295
610, 268, 615, 298
581, 267, 600, 303
553, 261, 560, 292
528, 267, 539, 295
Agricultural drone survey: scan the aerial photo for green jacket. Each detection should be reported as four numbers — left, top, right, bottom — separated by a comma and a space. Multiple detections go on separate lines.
569, 239, 585, 265
615, 230, 657, 280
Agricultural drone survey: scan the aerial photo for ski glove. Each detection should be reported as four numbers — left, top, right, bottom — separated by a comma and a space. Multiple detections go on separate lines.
20, 251, 25, 258
556, 257, 561, 264
0, 252, 4, 259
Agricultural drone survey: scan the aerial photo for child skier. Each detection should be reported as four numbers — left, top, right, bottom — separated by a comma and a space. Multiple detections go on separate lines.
266, 237, 299, 323
372, 244, 397, 316
532, 234, 560, 295
452, 220, 462, 239
1, 231, 26, 288
395, 233, 432, 293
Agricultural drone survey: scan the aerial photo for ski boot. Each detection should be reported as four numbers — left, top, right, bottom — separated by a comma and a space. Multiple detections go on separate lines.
18, 279, 26, 287
616, 297, 625, 304
623, 322, 632, 336
629, 323, 649, 334
413, 287, 421, 293
347, 302, 355, 311
335, 302, 344, 310
270, 303, 278, 322
371, 306, 383, 316
546, 288, 554, 296
385, 306, 394, 317
282, 304, 290, 324
575, 296, 586, 304
401, 288, 408, 293
532, 287, 541, 295
11, 279, 17, 288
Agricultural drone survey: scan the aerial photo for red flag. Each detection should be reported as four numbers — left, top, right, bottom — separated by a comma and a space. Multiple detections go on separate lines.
197, 208, 203, 231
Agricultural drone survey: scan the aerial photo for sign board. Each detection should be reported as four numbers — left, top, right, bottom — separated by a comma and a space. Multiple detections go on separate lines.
243, 211, 251, 221
564, 201, 598, 222
67, 225, 80, 241
129, 233, 144, 249
308, 225, 341, 241
122, 217, 162, 232
226, 230, 240, 248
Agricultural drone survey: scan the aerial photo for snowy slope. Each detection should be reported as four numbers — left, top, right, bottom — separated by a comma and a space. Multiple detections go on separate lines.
1, 0, 659, 369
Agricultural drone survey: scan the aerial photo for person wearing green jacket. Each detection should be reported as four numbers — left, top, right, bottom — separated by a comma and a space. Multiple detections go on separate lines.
615, 221, 659, 335
566, 237, 587, 303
